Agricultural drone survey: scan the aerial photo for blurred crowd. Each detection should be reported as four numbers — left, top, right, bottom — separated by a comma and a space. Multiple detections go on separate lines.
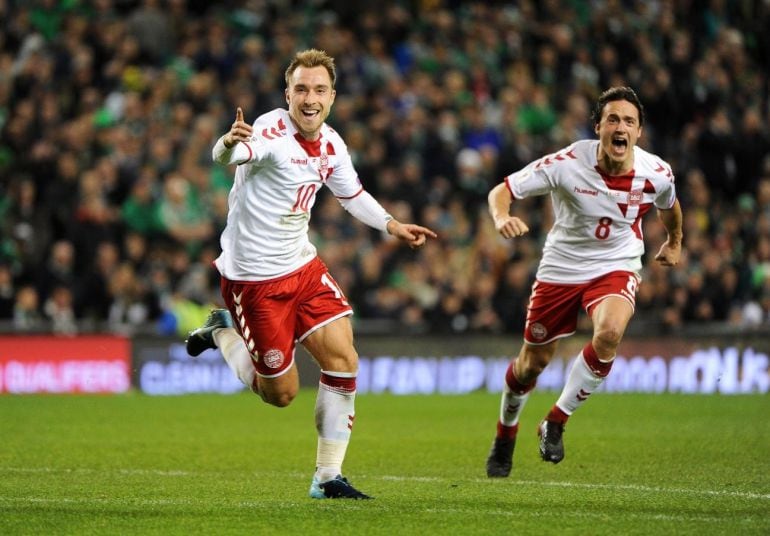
1, 0, 769, 338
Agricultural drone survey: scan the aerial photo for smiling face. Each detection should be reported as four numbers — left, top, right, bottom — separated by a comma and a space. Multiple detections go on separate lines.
285, 65, 336, 141
594, 99, 643, 175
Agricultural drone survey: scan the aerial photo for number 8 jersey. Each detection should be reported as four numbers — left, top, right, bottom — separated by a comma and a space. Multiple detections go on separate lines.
503, 140, 677, 284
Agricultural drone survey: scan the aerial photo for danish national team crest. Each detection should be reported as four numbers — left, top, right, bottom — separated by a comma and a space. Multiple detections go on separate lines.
627, 188, 643, 207
318, 153, 331, 182
262, 349, 285, 369
529, 322, 548, 341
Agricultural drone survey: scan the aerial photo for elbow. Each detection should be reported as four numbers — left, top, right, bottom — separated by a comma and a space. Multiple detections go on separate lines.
487, 183, 501, 205
212, 144, 224, 164
211, 136, 231, 164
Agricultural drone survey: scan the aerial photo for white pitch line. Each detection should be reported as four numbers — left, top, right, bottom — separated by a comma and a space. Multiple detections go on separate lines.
377, 475, 770, 501
2, 467, 768, 501
419, 506, 728, 524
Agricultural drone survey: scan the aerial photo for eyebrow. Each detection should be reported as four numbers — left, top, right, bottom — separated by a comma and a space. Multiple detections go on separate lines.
606, 112, 637, 121
293, 83, 330, 90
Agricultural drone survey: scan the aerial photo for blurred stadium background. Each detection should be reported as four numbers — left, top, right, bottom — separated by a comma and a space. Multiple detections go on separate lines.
0, 0, 768, 395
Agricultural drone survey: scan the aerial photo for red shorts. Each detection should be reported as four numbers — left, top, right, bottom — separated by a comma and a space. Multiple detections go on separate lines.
523, 271, 639, 345
220, 257, 353, 378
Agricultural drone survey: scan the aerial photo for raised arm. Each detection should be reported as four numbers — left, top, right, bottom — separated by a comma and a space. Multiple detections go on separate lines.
212, 107, 254, 165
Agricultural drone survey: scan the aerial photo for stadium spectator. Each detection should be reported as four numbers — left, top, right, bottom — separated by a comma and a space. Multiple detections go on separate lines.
485, 87, 682, 478
0, 263, 15, 319
155, 171, 214, 256
42, 285, 78, 335
13, 285, 42, 332
35, 239, 77, 308
0, 1, 767, 337
184, 49, 435, 500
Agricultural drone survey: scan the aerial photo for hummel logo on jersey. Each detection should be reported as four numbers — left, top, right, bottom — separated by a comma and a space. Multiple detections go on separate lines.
291, 158, 308, 165
574, 186, 598, 196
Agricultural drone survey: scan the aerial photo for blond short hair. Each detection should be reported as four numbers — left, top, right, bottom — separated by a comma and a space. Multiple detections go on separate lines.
285, 49, 337, 88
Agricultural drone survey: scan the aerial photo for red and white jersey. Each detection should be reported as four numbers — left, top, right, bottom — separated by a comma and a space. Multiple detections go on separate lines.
214, 109, 364, 281
503, 140, 677, 284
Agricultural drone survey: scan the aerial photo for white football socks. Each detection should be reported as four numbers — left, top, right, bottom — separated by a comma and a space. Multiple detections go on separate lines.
213, 327, 257, 392
314, 371, 356, 483
499, 360, 534, 428
500, 384, 530, 428
555, 350, 610, 415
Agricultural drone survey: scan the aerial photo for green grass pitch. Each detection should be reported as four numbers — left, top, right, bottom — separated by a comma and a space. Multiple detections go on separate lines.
1, 390, 768, 535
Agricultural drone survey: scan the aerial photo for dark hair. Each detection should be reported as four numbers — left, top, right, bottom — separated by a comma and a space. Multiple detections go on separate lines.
591, 87, 645, 127
285, 49, 337, 88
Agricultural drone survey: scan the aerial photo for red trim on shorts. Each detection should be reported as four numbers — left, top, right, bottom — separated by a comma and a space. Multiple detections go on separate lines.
255, 354, 296, 379
585, 291, 637, 317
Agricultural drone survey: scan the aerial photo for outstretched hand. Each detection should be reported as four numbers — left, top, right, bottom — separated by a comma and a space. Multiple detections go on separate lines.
386, 220, 437, 249
223, 107, 253, 148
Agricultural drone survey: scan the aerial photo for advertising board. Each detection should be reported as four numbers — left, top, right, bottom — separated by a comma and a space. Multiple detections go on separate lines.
0, 335, 131, 394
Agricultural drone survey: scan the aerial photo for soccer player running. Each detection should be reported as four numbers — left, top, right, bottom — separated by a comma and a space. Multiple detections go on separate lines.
485, 87, 682, 477
186, 49, 436, 498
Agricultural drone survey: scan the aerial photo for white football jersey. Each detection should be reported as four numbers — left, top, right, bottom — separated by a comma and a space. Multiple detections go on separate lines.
504, 140, 677, 283
214, 109, 364, 281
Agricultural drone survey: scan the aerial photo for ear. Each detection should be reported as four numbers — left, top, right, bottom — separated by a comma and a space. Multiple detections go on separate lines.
285, 87, 290, 105
594, 122, 601, 136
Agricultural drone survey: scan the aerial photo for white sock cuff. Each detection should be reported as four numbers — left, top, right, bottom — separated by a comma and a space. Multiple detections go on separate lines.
555, 402, 574, 416
321, 370, 357, 378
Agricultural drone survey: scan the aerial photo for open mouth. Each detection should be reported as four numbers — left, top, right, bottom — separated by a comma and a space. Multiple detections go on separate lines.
611, 137, 627, 149
302, 109, 320, 119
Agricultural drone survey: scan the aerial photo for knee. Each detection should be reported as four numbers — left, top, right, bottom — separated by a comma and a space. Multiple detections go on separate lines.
323, 350, 359, 374
521, 355, 548, 376
261, 387, 298, 408
593, 325, 623, 353
517, 346, 554, 382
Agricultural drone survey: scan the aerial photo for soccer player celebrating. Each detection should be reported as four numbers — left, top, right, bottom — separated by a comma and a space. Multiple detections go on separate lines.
186, 49, 436, 498
485, 87, 682, 477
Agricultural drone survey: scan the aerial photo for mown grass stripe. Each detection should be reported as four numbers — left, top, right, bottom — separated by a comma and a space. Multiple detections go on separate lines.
3, 466, 767, 500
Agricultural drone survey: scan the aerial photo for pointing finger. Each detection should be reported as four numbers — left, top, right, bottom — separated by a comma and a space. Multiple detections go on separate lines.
236, 107, 244, 122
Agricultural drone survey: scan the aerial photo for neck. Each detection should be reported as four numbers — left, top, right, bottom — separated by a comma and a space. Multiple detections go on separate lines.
597, 151, 633, 176
289, 116, 321, 141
